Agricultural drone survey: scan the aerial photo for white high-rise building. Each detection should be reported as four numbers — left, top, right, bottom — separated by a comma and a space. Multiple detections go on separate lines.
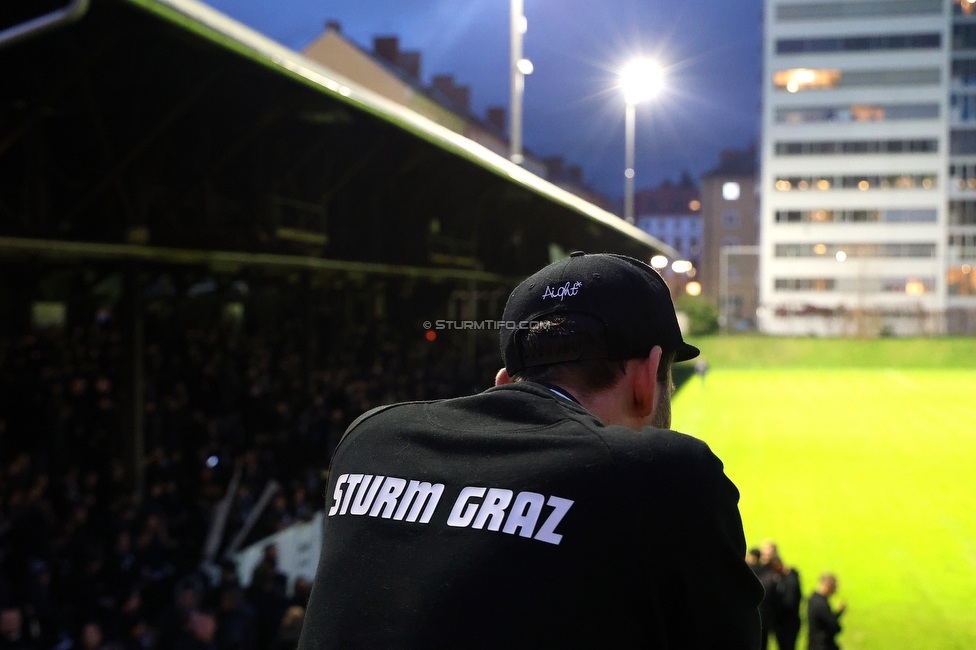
760, 0, 976, 336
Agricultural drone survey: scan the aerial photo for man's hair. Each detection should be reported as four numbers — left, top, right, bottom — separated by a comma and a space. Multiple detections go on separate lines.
510, 314, 674, 393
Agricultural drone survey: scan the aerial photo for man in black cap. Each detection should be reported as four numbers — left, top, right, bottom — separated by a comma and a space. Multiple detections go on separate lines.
298, 252, 763, 649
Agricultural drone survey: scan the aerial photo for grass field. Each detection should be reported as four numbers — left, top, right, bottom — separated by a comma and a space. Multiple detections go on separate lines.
673, 338, 976, 650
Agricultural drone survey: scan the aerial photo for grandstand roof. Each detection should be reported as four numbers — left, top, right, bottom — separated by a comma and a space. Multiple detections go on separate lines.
0, 0, 675, 282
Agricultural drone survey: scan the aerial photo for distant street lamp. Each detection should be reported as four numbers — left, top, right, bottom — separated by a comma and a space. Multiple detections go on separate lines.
671, 259, 693, 274
510, 0, 533, 164
620, 58, 664, 224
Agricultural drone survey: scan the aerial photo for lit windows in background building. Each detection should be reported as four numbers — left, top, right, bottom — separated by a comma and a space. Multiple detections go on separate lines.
955, 0, 976, 15
948, 163, 976, 189
949, 201, 976, 224
948, 233, 976, 259
775, 243, 937, 258
775, 103, 939, 124
775, 278, 836, 292
774, 139, 938, 155
722, 182, 740, 201
773, 68, 840, 92
778, 1, 942, 22
951, 92, 976, 122
774, 68, 939, 93
774, 277, 935, 293
776, 33, 940, 55
948, 265, 976, 295
775, 209, 937, 223
881, 278, 935, 294
774, 174, 936, 191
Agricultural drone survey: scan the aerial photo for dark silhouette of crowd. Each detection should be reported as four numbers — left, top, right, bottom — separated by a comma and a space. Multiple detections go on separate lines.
0, 311, 499, 649
748, 540, 846, 650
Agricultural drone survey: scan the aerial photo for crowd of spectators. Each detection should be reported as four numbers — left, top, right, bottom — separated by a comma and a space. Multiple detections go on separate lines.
0, 309, 499, 649
748, 540, 803, 650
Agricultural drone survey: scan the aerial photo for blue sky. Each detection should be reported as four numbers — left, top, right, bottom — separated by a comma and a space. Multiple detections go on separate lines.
203, 0, 763, 199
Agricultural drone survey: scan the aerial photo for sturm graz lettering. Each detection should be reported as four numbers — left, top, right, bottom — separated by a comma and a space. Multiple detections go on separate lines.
328, 474, 574, 545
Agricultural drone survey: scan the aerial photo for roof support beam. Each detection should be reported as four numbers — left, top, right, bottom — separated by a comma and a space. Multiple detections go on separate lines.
0, 236, 520, 284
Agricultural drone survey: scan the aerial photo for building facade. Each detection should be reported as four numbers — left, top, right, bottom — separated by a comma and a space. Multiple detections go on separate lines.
700, 148, 760, 331
635, 179, 702, 294
761, 0, 976, 336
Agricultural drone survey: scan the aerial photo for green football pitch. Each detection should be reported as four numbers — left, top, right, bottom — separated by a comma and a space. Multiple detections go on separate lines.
672, 338, 976, 650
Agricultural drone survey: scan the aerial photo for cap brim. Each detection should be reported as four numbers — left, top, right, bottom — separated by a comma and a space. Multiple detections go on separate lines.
675, 342, 700, 362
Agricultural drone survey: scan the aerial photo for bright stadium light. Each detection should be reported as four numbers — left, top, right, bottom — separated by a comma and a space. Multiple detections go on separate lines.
517, 58, 534, 75
672, 260, 693, 274
620, 58, 664, 106
620, 57, 665, 224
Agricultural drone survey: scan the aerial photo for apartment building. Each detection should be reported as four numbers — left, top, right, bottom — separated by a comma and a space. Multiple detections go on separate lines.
761, 0, 976, 335
700, 148, 760, 331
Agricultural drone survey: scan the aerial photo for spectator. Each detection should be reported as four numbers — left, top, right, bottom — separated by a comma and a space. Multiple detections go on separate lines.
1, 301, 503, 649
0, 607, 28, 650
808, 573, 845, 650
216, 586, 256, 650
79, 621, 105, 650
770, 554, 802, 650
274, 607, 303, 650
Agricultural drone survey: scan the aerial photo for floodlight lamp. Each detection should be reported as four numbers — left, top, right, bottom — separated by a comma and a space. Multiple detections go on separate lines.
518, 15, 527, 34
621, 58, 664, 105
517, 58, 534, 75
651, 255, 669, 269
672, 260, 693, 274
722, 182, 740, 201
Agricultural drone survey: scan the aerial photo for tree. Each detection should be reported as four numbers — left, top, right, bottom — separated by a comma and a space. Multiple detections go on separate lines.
676, 294, 719, 335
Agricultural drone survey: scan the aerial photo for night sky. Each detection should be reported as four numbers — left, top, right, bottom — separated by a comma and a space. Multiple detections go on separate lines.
203, 0, 763, 200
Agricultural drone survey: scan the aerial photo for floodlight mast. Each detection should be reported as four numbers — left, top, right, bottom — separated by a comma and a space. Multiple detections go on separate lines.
620, 59, 663, 224
509, 0, 531, 164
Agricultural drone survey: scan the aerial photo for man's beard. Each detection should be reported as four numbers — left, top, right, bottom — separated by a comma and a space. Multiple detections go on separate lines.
646, 380, 672, 429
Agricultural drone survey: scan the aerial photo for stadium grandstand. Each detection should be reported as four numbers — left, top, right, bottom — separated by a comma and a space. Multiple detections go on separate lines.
0, 0, 675, 647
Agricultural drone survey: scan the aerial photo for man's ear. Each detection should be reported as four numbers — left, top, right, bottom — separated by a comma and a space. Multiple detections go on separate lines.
495, 367, 511, 386
631, 346, 662, 418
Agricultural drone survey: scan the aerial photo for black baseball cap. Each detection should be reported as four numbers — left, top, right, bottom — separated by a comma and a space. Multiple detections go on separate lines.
500, 251, 699, 374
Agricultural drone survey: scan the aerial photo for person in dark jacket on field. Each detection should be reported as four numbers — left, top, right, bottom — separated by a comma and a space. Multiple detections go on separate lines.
770, 555, 802, 650
298, 253, 763, 649
808, 573, 845, 650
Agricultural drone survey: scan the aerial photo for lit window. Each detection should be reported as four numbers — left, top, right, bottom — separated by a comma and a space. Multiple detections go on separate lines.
957, 0, 976, 16
773, 68, 841, 93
